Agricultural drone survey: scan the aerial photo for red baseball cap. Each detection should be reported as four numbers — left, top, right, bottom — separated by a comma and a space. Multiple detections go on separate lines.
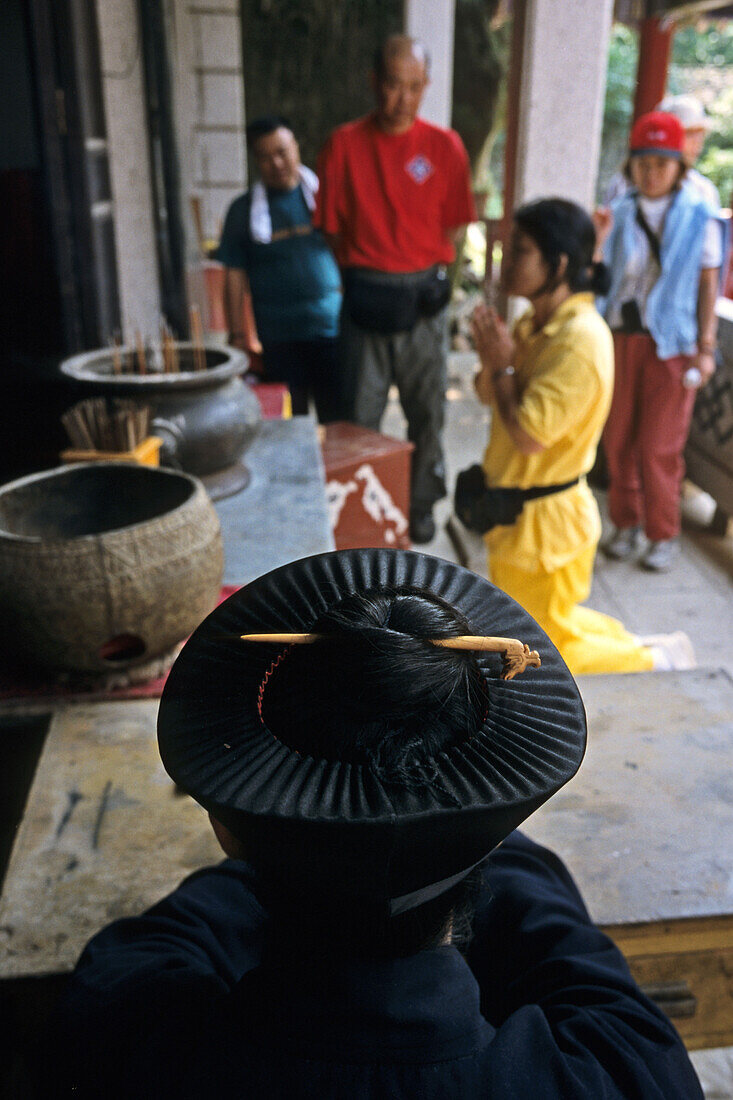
629, 111, 684, 158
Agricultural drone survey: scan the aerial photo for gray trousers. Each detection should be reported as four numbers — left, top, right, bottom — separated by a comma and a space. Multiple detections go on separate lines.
341, 273, 449, 512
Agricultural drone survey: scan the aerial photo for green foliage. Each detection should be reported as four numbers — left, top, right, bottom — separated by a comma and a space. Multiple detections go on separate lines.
705, 86, 733, 148
604, 24, 638, 129
698, 87, 733, 202
699, 148, 733, 203
448, 1, 506, 282
451, 0, 505, 169
669, 22, 733, 73
597, 25, 637, 202
670, 24, 733, 206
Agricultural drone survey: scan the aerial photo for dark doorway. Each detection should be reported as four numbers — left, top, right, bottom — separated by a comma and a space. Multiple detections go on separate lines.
0, 0, 120, 480
138, 0, 188, 337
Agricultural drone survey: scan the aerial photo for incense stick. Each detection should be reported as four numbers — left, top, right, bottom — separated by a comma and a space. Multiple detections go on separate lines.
171, 325, 180, 373
112, 331, 122, 376
190, 305, 206, 372
160, 320, 170, 374
135, 331, 147, 375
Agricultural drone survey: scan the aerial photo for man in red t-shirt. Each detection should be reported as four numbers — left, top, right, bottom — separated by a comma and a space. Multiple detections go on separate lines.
315, 35, 476, 543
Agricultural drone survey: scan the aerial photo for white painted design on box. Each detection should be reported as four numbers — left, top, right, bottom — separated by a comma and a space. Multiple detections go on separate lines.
327, 465, 407, 540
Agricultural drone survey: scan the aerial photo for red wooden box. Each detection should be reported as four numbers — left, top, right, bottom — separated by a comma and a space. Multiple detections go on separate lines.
320, 422, 414, 550
251, 382, 291, 420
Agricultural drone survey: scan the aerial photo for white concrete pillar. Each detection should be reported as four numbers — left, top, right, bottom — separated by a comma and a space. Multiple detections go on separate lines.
96, 0, 161, 340
514, 0, 614, 210
168, 0, 247, 247
404, 0, 456, 129
164, 0, 247, 333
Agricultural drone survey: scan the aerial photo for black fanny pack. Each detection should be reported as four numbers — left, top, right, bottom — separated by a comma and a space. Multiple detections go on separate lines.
454, 464, 579, 534
344, 267, 451, 334
619, 299, 648, 334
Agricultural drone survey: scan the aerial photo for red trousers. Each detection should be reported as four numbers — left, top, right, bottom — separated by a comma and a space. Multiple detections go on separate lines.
603, 333, 696, 541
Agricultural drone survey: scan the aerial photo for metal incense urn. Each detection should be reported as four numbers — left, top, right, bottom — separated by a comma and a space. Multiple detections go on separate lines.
60, 344, 261, 499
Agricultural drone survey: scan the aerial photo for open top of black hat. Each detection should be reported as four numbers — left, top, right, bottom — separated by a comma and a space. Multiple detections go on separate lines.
158, 549, 586, 911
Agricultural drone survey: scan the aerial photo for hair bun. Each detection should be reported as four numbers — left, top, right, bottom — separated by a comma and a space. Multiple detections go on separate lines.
589, 260, 611, 296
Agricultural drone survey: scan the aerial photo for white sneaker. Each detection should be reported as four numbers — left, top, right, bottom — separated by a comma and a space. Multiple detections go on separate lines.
640, 631, 697, 671
641, 539, 679, 572
602, 526, 644, 560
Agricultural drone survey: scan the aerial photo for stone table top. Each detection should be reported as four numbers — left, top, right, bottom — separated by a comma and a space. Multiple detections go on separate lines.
1, 669, 732, 978
0, 700, 221, 978
526, 667, 733, 927
217, 416, 335, 586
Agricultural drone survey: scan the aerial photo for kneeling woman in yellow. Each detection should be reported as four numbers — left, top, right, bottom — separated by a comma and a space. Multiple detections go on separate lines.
472, 198, 654, 675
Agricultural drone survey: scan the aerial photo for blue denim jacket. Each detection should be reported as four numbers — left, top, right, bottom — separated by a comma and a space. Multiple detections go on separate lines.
599, 187, 712, 360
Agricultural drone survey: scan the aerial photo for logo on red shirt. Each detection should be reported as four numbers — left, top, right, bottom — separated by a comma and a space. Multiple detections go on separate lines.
405, 155, 434, 184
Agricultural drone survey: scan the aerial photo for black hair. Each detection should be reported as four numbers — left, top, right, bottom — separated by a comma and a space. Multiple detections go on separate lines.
260, 587, 487, 775
514, 197, 611, 296
255, 587, 489, 957
245, 115, 293, 149
373, 34, 430, 80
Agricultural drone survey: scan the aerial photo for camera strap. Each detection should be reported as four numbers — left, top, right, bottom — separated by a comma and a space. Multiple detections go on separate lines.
634, 201, 662, 267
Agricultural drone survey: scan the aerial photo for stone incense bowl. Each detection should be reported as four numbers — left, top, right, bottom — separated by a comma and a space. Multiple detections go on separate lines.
0, 463, 223, 676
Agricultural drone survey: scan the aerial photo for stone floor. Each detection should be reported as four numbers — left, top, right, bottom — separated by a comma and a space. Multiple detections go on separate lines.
383, 351, 733, 1099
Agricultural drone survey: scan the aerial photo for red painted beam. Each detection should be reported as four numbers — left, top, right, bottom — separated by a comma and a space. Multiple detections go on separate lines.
633, 16, 673, 121
498, 0, 527, 310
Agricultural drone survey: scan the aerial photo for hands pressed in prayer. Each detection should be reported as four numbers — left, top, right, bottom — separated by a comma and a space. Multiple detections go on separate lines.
472, 303, 516, 374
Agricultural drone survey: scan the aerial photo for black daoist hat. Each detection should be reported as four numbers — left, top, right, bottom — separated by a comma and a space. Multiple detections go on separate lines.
158, 549, 586, 914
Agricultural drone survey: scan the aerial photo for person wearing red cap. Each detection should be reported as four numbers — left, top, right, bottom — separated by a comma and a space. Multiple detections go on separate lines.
604, 94, 720, 211
598, 111, 722, 573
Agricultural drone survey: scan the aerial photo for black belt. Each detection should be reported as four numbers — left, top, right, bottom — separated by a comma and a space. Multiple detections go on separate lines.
518, 477, 579, 501
454, 467, 579, 535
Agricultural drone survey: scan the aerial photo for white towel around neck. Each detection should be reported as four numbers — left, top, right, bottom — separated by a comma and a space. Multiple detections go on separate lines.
249, 165, 319, 244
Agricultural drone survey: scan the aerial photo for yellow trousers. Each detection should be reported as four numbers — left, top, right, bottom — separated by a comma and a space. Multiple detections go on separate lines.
489, 546, 654, 675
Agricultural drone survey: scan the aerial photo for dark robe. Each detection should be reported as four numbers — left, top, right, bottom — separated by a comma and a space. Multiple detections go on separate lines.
52, 832, 702, 1099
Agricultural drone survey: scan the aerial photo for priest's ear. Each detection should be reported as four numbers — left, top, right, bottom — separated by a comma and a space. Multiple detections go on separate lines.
209, 813, 247, 860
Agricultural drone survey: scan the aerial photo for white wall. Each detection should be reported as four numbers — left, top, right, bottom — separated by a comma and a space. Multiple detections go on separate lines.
514, 0, 614, 209
96, 0, 161, 340
404, 0, 456, 129
97, 0, 247, 337
168, 0, 247, 247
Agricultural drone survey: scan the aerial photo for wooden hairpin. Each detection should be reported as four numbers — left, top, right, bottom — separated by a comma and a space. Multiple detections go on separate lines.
237, 633, 541, 681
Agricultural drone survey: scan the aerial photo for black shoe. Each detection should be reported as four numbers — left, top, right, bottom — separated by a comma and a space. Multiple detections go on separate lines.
409, 509, 436, 544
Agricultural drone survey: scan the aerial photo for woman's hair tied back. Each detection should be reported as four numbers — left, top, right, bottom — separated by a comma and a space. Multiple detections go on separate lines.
514, 197, 608, 295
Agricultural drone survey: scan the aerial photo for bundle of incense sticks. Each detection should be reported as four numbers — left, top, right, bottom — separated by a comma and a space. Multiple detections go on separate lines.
62, 398, 152, 452
107, 332, 148, 376
106, 307, 207, 376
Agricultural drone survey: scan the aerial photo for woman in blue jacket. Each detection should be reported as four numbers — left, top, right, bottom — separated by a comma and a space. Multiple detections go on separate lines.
599, 111, 721, 572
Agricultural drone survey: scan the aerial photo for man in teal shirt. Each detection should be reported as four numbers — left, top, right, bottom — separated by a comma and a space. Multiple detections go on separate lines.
219, 117, 343, 420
